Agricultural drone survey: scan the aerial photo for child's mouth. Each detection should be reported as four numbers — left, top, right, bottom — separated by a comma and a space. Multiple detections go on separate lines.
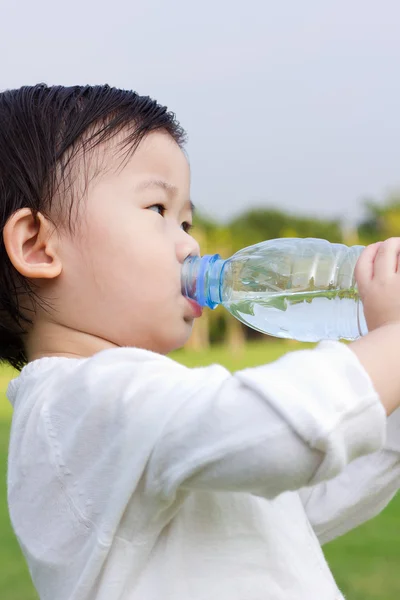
185, 298, 203, 318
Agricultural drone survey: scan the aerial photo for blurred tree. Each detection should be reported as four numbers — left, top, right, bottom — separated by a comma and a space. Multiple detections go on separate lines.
358, 192, 400, 244
228, 208, 343, 253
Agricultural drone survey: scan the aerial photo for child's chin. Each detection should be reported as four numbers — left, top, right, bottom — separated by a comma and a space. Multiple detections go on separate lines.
167, 327, 193, 353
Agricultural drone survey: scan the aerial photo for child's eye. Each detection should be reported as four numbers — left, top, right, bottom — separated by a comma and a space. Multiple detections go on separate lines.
181, 222, 193, 234
147, 204, 166, 217
147, 204, 193, 234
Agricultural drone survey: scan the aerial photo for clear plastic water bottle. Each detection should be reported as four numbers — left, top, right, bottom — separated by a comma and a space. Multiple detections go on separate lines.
181, 237, 368, 342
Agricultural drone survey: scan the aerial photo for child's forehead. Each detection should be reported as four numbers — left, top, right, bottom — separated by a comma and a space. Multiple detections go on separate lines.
87, 129, 189, 181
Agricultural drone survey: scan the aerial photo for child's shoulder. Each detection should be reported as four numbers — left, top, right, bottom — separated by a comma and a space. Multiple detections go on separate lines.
8, 346, 228, 411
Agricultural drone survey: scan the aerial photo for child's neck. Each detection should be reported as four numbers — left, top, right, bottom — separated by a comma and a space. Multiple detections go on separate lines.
26, 320, 118, 362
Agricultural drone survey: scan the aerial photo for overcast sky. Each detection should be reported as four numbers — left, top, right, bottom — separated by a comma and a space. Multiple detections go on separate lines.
1, 0, 400, 224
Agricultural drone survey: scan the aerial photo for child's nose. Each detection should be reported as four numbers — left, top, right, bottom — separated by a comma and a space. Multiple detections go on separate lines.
177, 237, 201, 264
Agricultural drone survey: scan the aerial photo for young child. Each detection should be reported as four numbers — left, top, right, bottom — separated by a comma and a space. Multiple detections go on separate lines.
2, 84, 400, 600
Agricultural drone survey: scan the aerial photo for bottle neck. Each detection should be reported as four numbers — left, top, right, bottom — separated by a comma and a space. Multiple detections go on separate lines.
181, 254, 225, 309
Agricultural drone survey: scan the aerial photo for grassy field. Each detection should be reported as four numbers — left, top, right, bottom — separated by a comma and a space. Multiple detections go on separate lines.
0, 340, 399, 599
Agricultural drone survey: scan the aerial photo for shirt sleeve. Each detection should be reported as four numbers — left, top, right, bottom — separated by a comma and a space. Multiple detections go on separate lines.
298, 406, 400, 545
41, 341, 386, 528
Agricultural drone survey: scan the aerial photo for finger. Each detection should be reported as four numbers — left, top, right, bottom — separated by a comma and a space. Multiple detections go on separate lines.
373, 238, 400, 278
354, 242, 382, 289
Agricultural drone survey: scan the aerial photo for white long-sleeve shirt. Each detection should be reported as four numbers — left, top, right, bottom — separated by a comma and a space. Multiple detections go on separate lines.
6, 341, 400, 600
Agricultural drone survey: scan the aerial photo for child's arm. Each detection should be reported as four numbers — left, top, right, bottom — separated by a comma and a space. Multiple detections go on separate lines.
143, 340, 385, 499
350, 239, 400, 416
47, 339, 384, 507
350, 324, 400, 416
298, 409, 400, 544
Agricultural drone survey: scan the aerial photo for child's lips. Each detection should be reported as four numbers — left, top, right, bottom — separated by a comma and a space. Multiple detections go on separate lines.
185, 298, 203, 318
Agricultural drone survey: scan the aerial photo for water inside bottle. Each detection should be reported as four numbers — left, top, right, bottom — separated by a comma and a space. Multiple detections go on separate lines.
224, 288, 363, 342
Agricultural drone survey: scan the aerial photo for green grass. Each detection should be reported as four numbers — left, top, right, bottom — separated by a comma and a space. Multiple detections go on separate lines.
0, 369, 39, 600
1, 341, 399, 599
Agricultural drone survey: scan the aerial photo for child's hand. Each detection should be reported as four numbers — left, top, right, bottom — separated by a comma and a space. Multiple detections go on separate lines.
355, 238, 400, 332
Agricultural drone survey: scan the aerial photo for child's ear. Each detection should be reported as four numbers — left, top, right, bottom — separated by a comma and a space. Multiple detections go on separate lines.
3, 208, 62, 279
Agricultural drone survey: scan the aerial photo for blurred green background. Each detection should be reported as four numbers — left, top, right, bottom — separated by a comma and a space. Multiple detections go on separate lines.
1, 341, 399, 600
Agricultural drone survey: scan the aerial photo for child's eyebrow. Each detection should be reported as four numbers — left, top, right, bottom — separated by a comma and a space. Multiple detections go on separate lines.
136, 178, 195, 215
136, 178, 177, 194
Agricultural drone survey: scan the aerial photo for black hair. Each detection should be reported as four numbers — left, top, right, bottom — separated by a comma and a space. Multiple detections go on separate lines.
0, 84, 186, 370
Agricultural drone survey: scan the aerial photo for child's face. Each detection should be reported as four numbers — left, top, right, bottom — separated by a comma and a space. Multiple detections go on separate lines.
46, 131, 201, 356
